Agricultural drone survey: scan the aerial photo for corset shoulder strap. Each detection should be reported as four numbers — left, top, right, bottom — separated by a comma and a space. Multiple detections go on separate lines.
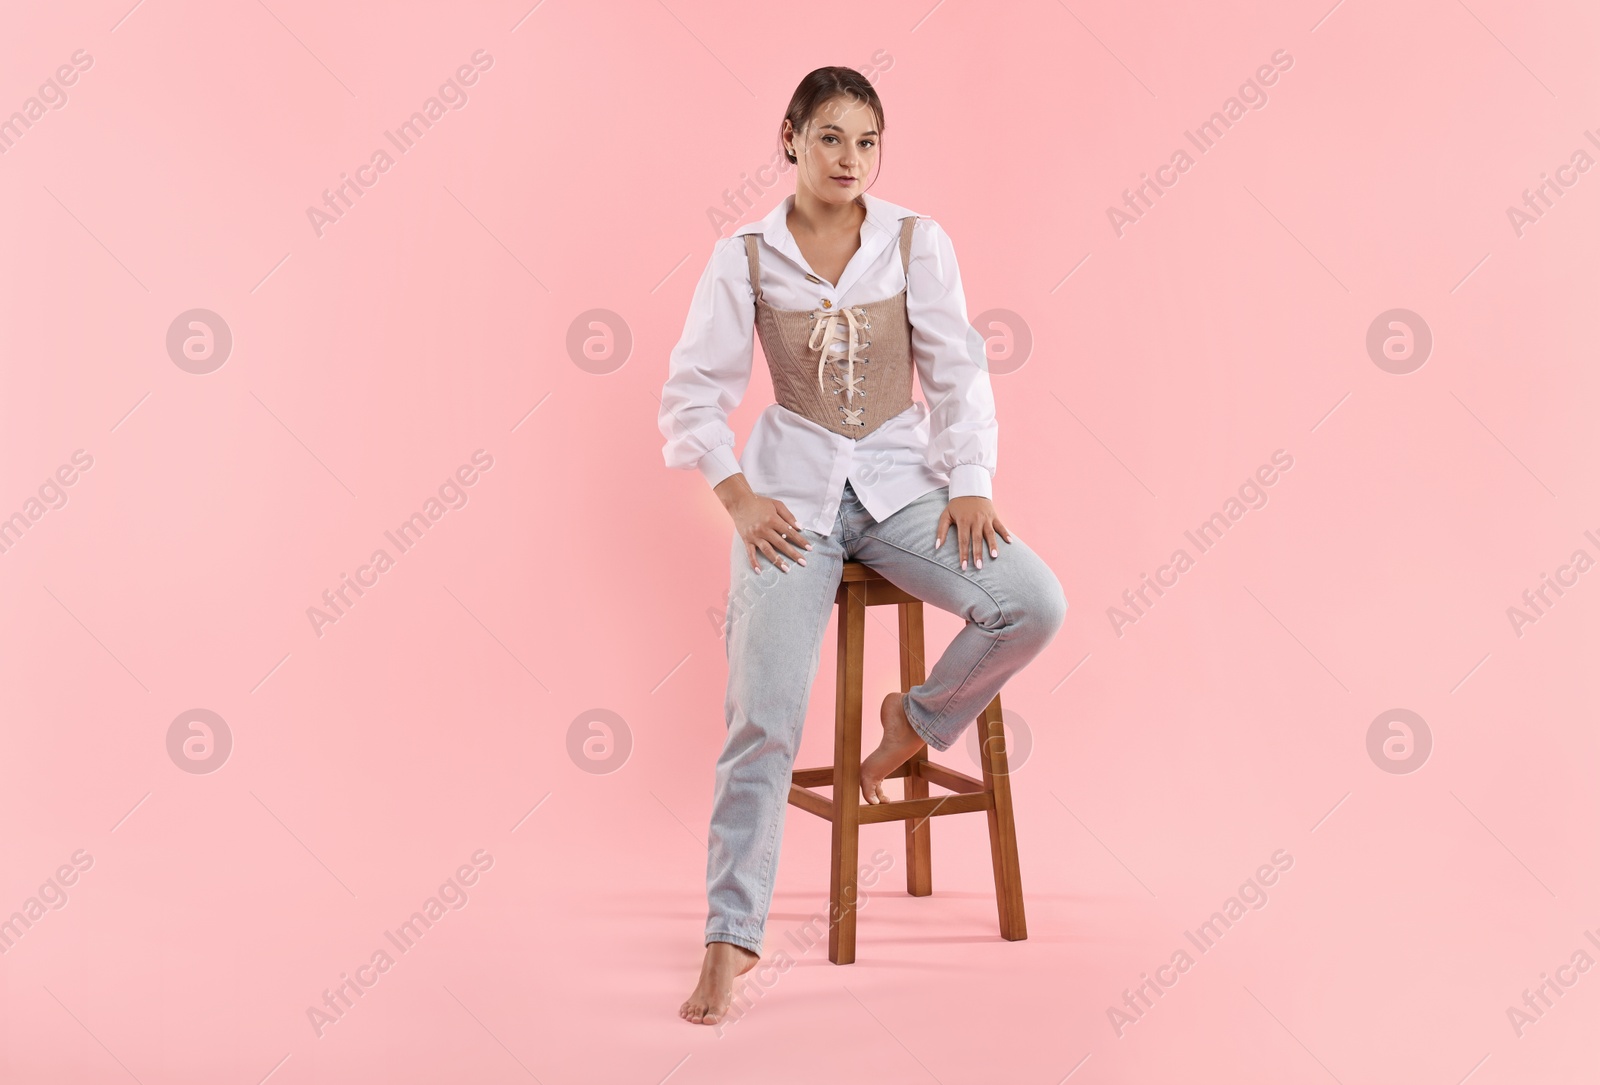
741, 234, 763, 303
897, 215, 917, 274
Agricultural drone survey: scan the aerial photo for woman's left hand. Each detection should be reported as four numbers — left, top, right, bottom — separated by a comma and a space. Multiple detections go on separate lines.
936, 496, 1013, 571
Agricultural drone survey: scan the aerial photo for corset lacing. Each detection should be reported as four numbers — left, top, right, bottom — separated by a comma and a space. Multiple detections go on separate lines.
807, 306, 873, 428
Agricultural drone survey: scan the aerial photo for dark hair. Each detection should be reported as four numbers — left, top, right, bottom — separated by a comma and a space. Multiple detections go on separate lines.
780, 66, 885, 175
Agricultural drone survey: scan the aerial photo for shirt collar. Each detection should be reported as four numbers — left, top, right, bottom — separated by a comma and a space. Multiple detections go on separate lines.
733, 191, 915, 238
732, 191, 917, 295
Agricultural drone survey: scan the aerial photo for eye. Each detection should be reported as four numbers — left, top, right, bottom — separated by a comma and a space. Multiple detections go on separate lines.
860, 140, 875, 149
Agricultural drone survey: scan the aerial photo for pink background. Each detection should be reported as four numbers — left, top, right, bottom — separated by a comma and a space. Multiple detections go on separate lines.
4, 1, 1599, 1082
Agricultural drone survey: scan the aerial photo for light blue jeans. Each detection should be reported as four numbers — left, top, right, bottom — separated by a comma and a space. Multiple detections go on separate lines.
704, 480, 1068, 956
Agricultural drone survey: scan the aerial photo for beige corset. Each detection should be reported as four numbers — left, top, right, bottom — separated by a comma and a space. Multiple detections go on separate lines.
744, 215, 916, 440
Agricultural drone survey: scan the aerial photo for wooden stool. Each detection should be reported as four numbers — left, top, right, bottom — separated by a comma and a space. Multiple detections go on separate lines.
787, 560, 1028, 964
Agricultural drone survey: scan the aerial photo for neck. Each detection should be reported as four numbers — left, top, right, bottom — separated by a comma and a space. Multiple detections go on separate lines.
789, 188, 866, 235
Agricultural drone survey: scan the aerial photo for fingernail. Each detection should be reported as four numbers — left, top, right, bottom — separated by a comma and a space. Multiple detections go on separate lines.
798, 558, 806, 565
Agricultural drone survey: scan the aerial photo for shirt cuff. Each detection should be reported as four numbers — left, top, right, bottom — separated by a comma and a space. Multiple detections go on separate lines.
947, 463, 993, 500
697, 444, 742, 489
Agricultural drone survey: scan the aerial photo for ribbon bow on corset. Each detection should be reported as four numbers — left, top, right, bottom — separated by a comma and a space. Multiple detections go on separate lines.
807, 306, 870, 426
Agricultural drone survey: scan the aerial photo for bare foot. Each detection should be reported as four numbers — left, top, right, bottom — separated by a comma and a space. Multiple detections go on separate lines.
680, 940, 760, 1025
860, 691, 928, 804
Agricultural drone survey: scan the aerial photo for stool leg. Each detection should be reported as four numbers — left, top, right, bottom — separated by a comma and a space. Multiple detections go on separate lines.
899, 600, 932, 897
976, 695, 1028, 941
829, 580, 867, 964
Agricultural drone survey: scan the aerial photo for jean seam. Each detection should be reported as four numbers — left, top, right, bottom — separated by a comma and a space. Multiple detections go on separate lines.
748, 811, 780, 941
704, 929, 764, 956
902, 690, 950, 752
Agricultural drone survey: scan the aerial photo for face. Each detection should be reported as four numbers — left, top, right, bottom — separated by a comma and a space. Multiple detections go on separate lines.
785, 95, 880, 206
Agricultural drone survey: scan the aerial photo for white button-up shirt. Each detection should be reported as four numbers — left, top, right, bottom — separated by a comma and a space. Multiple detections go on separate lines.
657, 191, 998, 536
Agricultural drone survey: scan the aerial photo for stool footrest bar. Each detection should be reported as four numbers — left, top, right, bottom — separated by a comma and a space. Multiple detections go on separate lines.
786, 783, 990, 824
791, 761, 986, 795
915, 762, 987, 794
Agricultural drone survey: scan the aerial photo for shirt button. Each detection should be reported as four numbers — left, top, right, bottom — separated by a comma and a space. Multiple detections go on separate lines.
821, 298, 832, 309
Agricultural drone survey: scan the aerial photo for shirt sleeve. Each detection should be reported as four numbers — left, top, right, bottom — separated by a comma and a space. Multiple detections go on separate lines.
657, 236, 755, 490
905, 217, 998, 500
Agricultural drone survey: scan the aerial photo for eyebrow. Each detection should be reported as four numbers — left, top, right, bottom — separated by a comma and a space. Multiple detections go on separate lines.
817, 123, 879, 137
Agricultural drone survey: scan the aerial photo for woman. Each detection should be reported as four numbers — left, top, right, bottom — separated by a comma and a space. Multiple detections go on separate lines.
658, 66, 1068, 1026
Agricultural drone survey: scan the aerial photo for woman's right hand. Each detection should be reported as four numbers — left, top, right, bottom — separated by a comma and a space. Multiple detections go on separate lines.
714, 473, 812, 573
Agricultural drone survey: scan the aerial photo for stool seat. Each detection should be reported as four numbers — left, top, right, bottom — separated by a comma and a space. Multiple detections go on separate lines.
787, 559, 1028, 964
